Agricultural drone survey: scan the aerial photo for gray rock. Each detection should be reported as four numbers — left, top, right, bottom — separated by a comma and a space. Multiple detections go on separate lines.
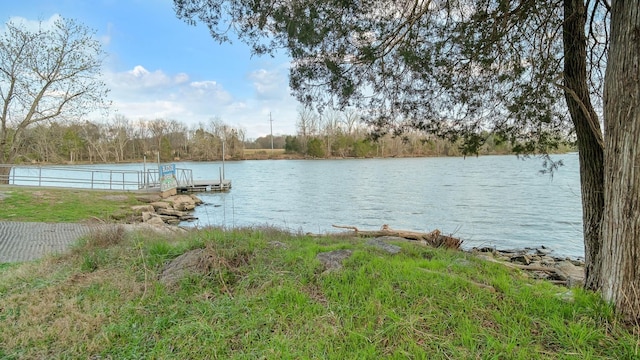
145, 216, 166, 226
157, 208, 189, 217
317, 250, 353, 272
510, 254, 531, 265
179, 215, 198, 221
159, 248, 209, 287
141, 211, 153, 222
131, 205, 155, 214
555, 260, 585, 287
135, 194, 162, 203
166, 195, 198, 211
367, 238, 402, 254
540, 256, 556, 265
536, 247, 553, 255
150, 201, 172, 210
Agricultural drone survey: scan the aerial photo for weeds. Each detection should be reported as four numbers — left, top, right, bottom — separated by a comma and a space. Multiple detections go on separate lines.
87, 226, 126, 248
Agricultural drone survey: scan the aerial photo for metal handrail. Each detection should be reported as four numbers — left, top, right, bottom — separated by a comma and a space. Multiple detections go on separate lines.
1, 164, 148, 190
0, 164, 201, 191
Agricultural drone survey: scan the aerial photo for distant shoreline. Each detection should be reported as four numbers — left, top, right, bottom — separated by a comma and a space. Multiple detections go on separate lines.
10, 150, 577, 166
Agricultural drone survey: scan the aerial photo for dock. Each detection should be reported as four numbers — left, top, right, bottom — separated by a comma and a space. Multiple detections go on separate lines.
1, 164, 231, 193
177, 179, 231, 193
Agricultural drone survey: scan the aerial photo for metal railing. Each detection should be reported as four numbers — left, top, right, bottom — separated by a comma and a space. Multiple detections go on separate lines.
0, 164, 199, 191
138, 168, 194, 189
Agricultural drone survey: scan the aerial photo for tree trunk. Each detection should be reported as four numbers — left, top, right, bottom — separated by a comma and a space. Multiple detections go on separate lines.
600, 4, 640, 322
0, 166, 10, 184
562, 0, 605, 290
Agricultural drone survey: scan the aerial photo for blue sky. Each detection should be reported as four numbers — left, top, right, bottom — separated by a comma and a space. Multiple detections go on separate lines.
1, 0, 299, 139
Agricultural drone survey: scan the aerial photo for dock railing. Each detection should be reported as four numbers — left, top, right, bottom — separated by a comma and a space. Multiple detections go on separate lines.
138, 168, 194, 189
0, 164, 145, 190
0, 164, 206, 191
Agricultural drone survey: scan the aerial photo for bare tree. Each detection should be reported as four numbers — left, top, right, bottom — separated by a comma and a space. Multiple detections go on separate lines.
321, 108, 341, 156
0, 17, 108, 181
80, 121, 108, 163
296, 105, 320, 153
107, 115, 132, 162
342, 109, 361, 137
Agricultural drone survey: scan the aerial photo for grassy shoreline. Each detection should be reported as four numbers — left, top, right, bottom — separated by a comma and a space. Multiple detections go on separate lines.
0, 187, 637, 358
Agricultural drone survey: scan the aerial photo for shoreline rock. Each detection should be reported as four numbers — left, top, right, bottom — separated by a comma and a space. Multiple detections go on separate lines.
132, 193, 203, 226
469, 246, 585, 287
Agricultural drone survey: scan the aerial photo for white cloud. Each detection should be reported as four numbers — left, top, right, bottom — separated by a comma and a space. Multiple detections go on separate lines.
114, 100, 186, 120
102, 64, 299, 138
130, 65, 150, 77
4, 14, 61, 32
106, 65, 174, 89
174, 73, 189, 84
7, 14, 300, 138
249, 68, 289, 100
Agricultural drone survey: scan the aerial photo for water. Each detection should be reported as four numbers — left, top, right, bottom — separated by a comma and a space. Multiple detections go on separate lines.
10, 154, 585, 258
183, 154, 583, 258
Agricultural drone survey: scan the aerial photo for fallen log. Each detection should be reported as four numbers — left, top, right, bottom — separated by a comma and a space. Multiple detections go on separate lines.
332, 224, 462, 250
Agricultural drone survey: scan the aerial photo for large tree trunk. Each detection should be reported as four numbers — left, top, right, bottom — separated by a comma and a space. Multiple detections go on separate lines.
600, 4, 640, 322
562, 0, 605, 291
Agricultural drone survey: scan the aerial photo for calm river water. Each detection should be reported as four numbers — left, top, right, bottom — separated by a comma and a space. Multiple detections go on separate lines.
182, 154, 583, 258
12, 154, 584, 258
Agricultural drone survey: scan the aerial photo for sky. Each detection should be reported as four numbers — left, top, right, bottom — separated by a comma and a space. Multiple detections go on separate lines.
0, 0, 299, 139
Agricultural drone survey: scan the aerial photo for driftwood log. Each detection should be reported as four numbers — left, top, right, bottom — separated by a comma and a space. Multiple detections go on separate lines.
332, 224, 462, 250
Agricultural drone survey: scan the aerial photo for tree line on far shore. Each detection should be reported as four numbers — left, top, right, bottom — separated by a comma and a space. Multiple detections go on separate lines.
12, 108, 573, 165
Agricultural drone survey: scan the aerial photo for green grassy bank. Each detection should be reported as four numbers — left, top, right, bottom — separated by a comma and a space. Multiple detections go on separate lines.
0, 186, 142, 222
0, 226, 637, 359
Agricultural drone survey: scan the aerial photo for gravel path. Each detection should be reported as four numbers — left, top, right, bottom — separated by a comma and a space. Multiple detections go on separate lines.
0, 221, 98, 262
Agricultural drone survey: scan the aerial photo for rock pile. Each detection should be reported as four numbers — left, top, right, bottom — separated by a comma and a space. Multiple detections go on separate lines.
317, 237, 585, 289
470, 246, 585, 287
132, 194, 203, 225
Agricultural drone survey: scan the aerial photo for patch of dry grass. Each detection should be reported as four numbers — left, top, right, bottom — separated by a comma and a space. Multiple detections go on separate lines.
0, 257, 143, 358
86, 226, 127, 249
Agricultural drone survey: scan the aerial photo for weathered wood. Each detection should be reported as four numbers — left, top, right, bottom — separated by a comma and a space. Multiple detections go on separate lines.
332, 224, 462, 249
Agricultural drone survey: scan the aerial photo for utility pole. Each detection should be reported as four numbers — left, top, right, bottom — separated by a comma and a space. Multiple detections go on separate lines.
269, 112, 274, 150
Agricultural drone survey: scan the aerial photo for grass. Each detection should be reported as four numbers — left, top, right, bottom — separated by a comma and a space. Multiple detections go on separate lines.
0, 187, 637, 358
243, 148, 290, 159
0, 226, 638, 359
243, 148, 286, 156
0, 186, 142, 222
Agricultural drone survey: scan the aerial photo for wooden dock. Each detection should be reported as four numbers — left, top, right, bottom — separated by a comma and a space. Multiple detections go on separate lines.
176, 179, 231, 193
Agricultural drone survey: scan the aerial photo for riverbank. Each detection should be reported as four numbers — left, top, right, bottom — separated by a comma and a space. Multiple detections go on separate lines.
7, 147, 578, 165
0, 225, 635, 358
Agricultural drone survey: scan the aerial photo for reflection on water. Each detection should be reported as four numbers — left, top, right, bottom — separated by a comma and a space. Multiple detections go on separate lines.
12, 154, 584, 257
186, 154, 583, 258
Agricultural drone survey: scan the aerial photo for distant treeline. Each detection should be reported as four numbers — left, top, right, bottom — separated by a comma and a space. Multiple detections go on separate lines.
11, 113, 574, 165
